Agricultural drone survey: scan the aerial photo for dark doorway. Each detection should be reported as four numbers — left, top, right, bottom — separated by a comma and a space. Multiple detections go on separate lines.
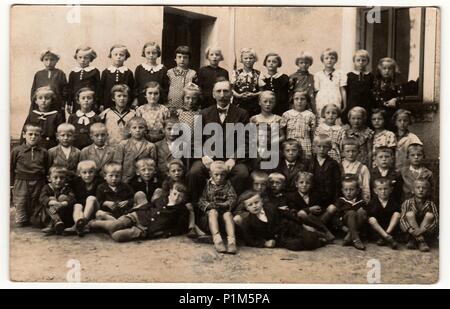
162, 11, 202, 71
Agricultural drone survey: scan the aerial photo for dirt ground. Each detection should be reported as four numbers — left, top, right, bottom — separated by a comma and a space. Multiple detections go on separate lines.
9, 210, 439, 284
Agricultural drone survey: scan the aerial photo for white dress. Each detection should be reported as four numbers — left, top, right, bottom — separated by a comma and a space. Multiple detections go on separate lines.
314, 69, 347, 117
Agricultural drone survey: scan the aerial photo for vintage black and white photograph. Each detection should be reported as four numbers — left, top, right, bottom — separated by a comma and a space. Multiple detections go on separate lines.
9, 4, 440, 284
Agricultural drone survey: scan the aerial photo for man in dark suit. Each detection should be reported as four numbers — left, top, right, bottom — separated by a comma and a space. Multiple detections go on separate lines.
186, 80, 250, 203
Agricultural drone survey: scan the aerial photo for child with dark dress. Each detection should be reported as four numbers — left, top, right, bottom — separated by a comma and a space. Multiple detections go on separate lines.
100, 44, 134, 110
343, 49, 375, 124
372, 57, 405, 124
258, 53, 290, 115
11, 124, 49, 227
89, 182, 190, 242
289, 51, 316, 114
196, 47, 229, 108
67, 87, 101, 150
22, 86, 64, 150
39, 166, 76, 236
65, 160, 104, 236
67, 46, 101, 113
134, 42, 169, 107
367, 177, 401, 249
239, 190, 326, 251
231, 48, 261, 117
400, 179, 438, 252
30, 48, 67, 114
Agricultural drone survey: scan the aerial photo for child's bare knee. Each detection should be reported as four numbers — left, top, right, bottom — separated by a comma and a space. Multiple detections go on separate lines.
298, 210, 308, 218
327, 205, 337, 213
86, 196, 97, 203
233, 215, 243, 226
405, 211, 416, 219
208, 209, 219, 217
424, 212, 435, 220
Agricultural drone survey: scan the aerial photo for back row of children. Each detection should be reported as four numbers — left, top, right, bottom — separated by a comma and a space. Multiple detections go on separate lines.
31, 43, 404, 122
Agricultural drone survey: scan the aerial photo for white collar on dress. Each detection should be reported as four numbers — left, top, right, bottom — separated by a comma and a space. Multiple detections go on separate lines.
261, 71, 283, 79
352, 70, 371, 75
142, 63, 163, 73
76, 110, 96, 118
32, 110, 58, 117
107, 65, 129, 73
73, 66, 96, 73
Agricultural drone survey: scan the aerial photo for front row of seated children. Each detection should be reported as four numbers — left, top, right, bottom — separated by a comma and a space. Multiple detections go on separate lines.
11, 123, 438, 254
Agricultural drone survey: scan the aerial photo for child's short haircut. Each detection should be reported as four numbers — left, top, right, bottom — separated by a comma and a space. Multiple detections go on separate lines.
281, 139, 301, 151
32, 86, 56, 103
171, 182, 187, 195
259, 90, 276, 101
240, 48, 258, 62
90, 122, 107, 134
295, 171, 314, 183
263, 53, 282, 67
23, 123, 42, 134
141, 41, 161, 57
175, 45, 191, 58
74, 46, 97, 61
342, 174, 359, 186
166, 159, 184, 171
414, 178, 430, 189
76, 87, 95, 101
126, 116, 148, 130
209, 160, 228, 174
205, 46, 224, 61
103, 162, 122, 175
57, 123, 75, 134
378, 57, 400, 74
292, 90, 311, 109
49, 165, 68, 176
371, 108, 386, 119
268, 172, 286, 182
373, 177, 393, 188
353, 49, 370, 63
407, 143, 425, 158
392, 109, 412, 124
143, 81, 162, 95
108, 44, 131, 60
163, 116, 179, 128
250, 170, 269, 182
237, 190, 259, 207
110, 84, 130, 96
374, 146, 393, 157
320, 48, 339, 62
77, 160, 97, 173
313, 134, 332, 148
135, 158, 156, 170
295, 51, 313, 66
348, 106, 367, 122
320, 103, 341, 118
40, 48, 60, 61
341, 137, 359, 149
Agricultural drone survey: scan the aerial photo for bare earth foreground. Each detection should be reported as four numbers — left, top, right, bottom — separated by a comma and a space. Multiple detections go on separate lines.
10, 211, 438, 284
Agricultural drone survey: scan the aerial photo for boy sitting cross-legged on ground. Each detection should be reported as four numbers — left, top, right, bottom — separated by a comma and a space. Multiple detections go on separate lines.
90, 182, 190, 242
400, 178, 438, 252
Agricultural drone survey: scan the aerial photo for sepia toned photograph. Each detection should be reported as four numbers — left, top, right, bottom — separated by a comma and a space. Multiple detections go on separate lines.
9, 4, 440, 284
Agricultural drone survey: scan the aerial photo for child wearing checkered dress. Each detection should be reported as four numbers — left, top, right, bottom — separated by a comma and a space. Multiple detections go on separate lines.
136, 81, 171, 143
370, 108, 396, 167
167, 46, 197, 113
176, 83, 202, 148
314, 103, 345, 162
342, 107, 373, 168
282, 90, 316, 160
